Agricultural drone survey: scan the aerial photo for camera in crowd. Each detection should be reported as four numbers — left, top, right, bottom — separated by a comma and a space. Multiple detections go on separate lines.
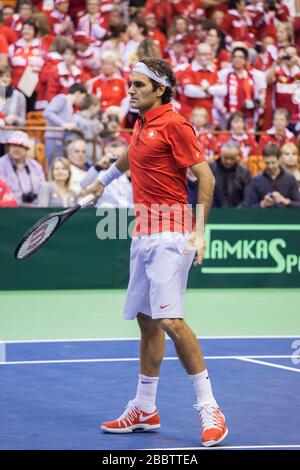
22, 191, 37, 203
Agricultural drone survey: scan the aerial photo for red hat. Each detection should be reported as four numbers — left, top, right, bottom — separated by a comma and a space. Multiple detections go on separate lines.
73, 31, 91, 45
7, 131, 31, 149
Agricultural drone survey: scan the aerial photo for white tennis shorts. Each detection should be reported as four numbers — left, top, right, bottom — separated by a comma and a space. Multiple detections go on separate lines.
123, 232, 196, 320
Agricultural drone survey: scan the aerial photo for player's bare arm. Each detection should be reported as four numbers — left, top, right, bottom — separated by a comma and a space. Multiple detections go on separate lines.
187, 161, 215, 265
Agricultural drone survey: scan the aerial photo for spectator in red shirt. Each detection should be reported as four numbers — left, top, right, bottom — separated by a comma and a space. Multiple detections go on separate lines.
88, 51, 129, 117
165, 37, 189, 74
35, 35, 73, 110
180, 42, 226, 121
143, 12, 167, 57
4, 0, 33, 37
254, 0, 289, 44
206, 0, 228, 20
47, 0, 74, 37
172, 0, 205, 23
1, 6, 15, 24
74, 31, 101, 80
277, 21, 294, 49
100, 0, 119, 30
168, 15, 195, 60
215, 111, 257, 160
9, 19, 44, 87
266, 46, 300, 134
0, 21, 18, 46
258, 108, 296, 154
32, 12, 54, 56
9, 19, 44, 111
46, 44, 85, 102
206, 26, 230, 70
190, 107, 216, 159
221, 0, 254, 46
0, 179, 18, 207
143, 0, 174, 35
69, 0, 86, 24
218, 46, 266, 129
77, 0, 107, 44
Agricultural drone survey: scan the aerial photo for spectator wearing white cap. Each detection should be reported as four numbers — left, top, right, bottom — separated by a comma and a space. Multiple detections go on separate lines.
74, 31, 101, 79
0, 131, 45, 206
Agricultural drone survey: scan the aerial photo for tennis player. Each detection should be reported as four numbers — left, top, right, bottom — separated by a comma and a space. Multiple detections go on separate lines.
86, 58, 228, 447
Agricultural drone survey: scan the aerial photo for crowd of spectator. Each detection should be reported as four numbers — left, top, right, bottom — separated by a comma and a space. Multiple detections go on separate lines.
0, 0, 300, 210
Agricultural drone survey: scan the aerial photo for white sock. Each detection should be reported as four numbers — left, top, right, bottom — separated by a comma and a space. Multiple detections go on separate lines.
189, 369, 217, 406
134, 374, 159, 413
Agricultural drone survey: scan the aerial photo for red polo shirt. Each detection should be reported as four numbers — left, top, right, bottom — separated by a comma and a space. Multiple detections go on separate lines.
128, 103, 205, 234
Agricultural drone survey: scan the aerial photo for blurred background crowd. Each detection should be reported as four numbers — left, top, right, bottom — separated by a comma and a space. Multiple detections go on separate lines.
0, 0, 300, 209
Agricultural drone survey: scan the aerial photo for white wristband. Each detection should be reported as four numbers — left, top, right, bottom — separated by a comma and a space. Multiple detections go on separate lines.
97, 162, 122, 186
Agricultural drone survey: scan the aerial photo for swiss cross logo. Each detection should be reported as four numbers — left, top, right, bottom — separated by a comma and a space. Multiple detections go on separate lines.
148, 130, 157, 139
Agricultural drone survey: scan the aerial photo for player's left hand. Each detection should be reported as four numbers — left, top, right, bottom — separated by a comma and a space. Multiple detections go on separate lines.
184, 231, 206, 266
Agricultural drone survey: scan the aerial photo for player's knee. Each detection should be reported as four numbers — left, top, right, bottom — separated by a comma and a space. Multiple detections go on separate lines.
158, 318, 184, 340
137, 312, 159, 336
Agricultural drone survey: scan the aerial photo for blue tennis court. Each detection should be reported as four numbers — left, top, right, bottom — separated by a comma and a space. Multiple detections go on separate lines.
0, 336, 299, 450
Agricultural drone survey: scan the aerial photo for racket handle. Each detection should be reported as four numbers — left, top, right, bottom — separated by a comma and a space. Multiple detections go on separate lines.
78, 194, 95, 208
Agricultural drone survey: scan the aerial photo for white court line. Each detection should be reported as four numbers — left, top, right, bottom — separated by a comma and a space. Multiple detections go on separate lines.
0, 340, 5, 363
3, 334, 300, 343
141, 444, 300, 450
0, 355, 299, 366
237, 357, 300, 373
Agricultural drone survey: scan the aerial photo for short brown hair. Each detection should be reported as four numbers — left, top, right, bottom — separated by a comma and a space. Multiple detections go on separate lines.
81, 93, 99, 110
262, 143, 281, 159
139, 57, 176, 104
0, 66, 12, 77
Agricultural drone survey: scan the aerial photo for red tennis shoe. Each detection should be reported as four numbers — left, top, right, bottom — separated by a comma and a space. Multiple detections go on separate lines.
101, 400, 160, 433
194, 402, 228, 447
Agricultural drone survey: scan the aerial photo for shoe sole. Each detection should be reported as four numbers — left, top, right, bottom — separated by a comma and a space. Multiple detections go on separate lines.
202, 428, 228, 447
101, 423, 160, 433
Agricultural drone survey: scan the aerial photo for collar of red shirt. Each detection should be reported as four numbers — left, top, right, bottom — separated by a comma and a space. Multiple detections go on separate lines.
142, 103, 173, 123
191, 60, 215, 73
267, 126, 294, 139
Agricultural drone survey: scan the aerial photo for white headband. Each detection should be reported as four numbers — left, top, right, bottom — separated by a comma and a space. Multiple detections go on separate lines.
132, 61, 171, 87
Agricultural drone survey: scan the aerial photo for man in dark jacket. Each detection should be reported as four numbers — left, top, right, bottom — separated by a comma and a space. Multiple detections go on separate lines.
209, 140, 251, 207
246, 143, 300, 208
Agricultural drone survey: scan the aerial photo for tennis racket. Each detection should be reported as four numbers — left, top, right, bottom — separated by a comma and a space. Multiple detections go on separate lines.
14, 194, 95, 260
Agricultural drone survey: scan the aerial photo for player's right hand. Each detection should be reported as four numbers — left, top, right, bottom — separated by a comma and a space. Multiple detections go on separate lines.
84, 181, 105, 200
